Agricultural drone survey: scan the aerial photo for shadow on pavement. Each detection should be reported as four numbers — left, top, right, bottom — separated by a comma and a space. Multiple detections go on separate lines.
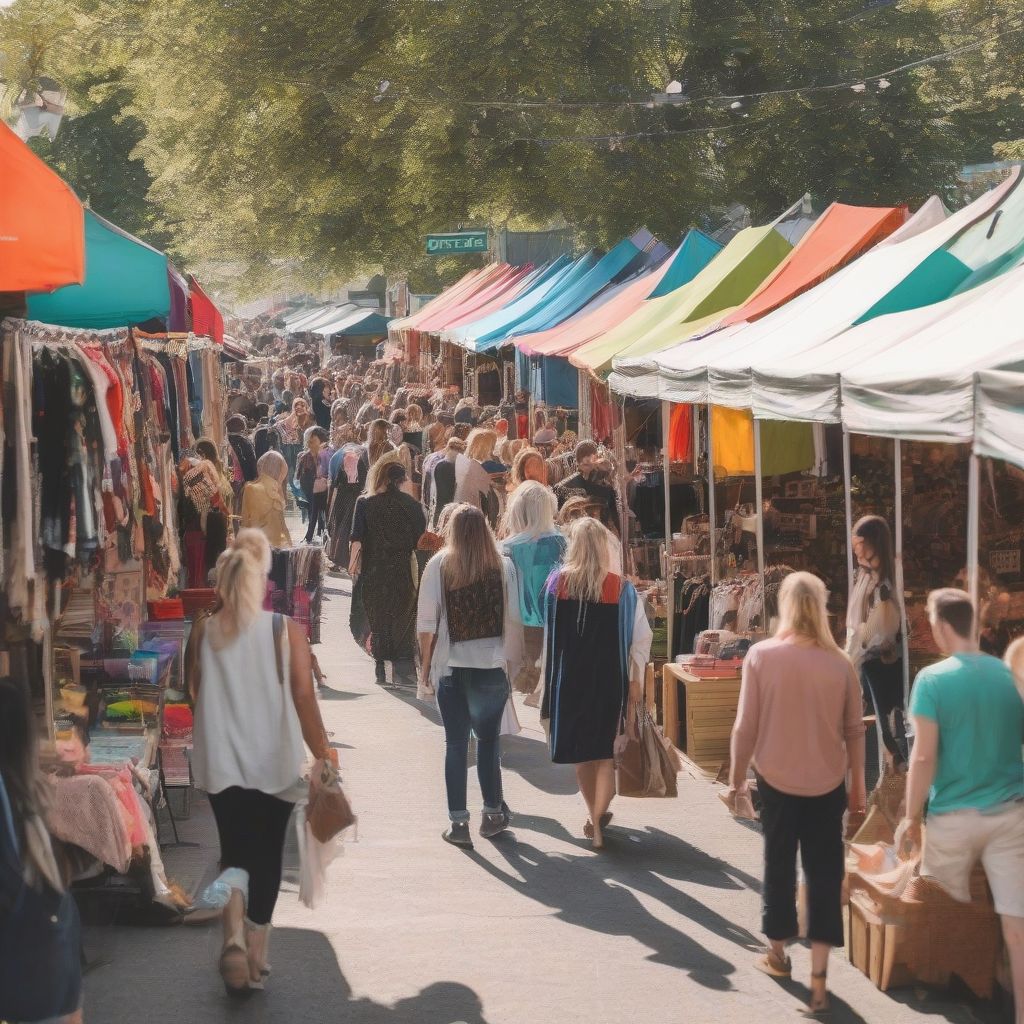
497, 733, 579, 796
468, 831, 741, 989
770, 975, 869, 1024
318, 687, 368, 702
84, 926, 490, 1024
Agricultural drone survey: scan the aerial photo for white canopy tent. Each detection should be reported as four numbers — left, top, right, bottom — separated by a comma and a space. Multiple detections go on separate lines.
745, 266, 1024, 431
608, 196, 949, 400
611, 174, 1021, 406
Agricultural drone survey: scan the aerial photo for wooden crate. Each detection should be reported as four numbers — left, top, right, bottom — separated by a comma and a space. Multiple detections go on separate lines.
661, 663, 741, 774
845, 891, 912, 991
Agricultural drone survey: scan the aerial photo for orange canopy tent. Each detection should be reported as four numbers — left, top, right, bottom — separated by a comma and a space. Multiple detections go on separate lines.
0, 121, 85, 293
717, 202, 907, 328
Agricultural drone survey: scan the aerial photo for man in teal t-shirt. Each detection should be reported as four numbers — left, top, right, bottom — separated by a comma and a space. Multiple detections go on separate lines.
899, 589, 1024, 1019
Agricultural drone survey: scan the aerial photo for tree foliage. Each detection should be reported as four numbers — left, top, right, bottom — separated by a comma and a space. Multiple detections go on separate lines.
2, 0, 1022, 296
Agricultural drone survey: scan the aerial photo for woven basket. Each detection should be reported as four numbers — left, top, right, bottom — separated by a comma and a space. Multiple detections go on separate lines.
850, 805, 896, 846
896, 873, 1000, 999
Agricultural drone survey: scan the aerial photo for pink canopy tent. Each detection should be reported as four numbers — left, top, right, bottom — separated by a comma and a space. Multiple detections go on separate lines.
514, 258, 674, 357
414, 263, 536, 337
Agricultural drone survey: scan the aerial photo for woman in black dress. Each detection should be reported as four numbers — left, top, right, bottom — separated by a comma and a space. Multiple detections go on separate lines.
349, 461, 426, 686
542, 516, 652, 849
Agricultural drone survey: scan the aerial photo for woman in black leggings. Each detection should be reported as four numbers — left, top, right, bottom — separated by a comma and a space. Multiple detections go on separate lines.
189, 529, 333, 994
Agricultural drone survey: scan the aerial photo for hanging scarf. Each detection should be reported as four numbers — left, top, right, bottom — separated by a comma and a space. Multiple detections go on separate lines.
180, 458, 227, 530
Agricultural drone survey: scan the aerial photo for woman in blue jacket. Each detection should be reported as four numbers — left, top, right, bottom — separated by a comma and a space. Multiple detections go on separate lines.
500, 481, 567, 707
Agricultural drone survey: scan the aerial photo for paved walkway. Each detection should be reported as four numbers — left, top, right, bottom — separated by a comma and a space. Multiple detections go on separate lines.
81, 547, 1005, 1023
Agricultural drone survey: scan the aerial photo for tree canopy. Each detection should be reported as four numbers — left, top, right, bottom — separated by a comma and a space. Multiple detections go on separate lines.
2, 0, 1022, 296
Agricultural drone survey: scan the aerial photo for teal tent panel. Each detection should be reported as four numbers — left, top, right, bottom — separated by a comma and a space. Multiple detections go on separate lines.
950, 236, 1024, 296
646, 229, 723, 299
28, 209, 170, 329
335, 312, 392, 336
853, 250, 970, 325
542, 356, 578, 408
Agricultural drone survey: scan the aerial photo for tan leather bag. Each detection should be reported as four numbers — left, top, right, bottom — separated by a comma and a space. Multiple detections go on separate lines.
616, 703, 678, 798
306, 759, 356, 842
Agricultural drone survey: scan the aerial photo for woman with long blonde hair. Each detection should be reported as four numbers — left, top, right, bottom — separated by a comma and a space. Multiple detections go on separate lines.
417, 504, 523, 848
454, 427, 499, 526
728, 571, 866, 1016
541, 516, 652, 850
189, 529, 332, 995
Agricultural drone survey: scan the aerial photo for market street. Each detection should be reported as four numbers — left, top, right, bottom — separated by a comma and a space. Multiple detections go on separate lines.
78, 533, 1000, 1024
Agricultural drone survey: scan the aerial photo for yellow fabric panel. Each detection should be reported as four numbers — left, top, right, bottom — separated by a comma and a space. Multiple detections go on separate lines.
711, 408, 817, 477
712, 407, 755, 476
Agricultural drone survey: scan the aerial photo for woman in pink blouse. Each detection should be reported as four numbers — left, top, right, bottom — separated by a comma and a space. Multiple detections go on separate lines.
728, 571, 866, 1018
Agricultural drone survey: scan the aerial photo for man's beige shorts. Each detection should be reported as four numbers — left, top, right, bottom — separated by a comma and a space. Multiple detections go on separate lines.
923, 800, 1024, 917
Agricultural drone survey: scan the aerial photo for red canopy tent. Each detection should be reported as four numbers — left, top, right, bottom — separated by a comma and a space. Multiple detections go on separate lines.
189, 275, 225, 344
0, 121, 85, 293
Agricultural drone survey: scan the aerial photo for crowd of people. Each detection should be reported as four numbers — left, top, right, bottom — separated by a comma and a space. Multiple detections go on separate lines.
5, 343, 1024, 1024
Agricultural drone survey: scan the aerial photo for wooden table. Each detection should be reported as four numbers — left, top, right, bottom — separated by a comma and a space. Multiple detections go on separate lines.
661, 663, 742, 775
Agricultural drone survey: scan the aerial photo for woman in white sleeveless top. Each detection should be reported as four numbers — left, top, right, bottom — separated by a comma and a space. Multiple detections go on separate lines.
189, 529, 332, 995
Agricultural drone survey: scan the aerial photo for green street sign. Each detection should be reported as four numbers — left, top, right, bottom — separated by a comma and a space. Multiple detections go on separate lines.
425, 231, 488, 255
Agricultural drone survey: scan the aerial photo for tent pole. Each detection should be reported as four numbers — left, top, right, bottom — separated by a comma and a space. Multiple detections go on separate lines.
894, 439, 911, 708
708, 405, 718, 586
754, 417, 767, 630
843, 428, 854, 612
968, 451, 981, 640
662, 401, 674, 661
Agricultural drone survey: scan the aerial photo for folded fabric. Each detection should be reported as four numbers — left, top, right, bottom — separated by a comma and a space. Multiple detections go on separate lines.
45, 774, 133, 871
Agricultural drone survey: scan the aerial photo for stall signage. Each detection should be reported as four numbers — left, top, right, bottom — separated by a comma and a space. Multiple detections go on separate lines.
990, 548, 1021, 575
425, 231, 488, 255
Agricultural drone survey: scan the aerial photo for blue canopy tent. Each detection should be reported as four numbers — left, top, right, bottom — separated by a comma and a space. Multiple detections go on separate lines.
444, 253, 597, 351
485, 229, 669, 348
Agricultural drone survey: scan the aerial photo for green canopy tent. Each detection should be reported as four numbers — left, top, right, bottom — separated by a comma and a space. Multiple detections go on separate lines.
570, 224, 793, 378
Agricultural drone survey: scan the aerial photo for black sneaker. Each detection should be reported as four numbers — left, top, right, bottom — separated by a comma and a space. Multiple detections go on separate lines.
442, 822, 474, 849
479, 802, 512, 839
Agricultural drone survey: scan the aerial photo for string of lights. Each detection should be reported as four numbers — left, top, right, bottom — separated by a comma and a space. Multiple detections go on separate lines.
431, 15, 1023, 112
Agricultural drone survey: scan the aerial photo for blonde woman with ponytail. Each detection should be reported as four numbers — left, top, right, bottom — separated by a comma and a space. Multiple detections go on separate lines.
728, 571, 866, 1017
189, 529, 332, 996
541, 516, 651, 850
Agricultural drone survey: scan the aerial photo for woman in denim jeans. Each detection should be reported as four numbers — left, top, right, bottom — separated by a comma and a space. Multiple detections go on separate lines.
417, 504, 524, 849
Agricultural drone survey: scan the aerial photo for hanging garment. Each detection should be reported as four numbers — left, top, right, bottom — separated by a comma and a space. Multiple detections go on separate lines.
33, 348, 74, 576
3, 326, 37, 616
74, 344, 118, 463
668, 403, 693, 463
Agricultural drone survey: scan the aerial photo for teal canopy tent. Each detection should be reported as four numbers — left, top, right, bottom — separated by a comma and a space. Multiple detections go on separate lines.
27, 209, 171, 329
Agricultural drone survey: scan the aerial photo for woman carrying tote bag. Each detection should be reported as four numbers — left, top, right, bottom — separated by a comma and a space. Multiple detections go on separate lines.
189, 529, 333, 995
541, 516, 652, 850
